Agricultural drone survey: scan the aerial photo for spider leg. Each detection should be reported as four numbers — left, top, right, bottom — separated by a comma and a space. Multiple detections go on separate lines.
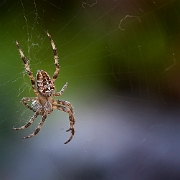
53, 82, 68, 96
53, 100, 74, 132
22, 114, 47, 139
13, 111, 39, 130
16, 41, 38, 95
21, 97, 37, 112
46, 31, 60, 83
52, 104, 75, 144
53, 100, 74, 113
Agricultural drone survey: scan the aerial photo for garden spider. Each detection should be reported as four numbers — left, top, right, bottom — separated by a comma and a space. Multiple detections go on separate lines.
13, 31, 75, 144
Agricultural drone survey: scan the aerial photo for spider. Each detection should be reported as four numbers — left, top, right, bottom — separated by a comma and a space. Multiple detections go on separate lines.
13, 31, 75, 144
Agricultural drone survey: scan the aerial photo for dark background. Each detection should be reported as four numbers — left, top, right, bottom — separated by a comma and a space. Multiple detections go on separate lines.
1, 0, 180, 179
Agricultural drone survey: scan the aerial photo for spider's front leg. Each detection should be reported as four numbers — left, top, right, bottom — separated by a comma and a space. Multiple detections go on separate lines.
16, 41, 38, 95
46, 31, 60, 82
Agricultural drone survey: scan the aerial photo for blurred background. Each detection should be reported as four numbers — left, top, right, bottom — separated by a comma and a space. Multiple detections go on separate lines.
1, 0, 180, 179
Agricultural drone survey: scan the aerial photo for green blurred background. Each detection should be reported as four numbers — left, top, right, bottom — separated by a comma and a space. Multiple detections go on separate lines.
1, 0, 180, 179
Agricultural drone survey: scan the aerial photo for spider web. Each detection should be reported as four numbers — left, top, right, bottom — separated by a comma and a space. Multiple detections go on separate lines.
1, 0, 180, 180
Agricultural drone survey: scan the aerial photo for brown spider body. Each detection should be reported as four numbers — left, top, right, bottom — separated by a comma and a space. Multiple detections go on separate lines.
36, 70, 55, 97
13, 31, 75, 144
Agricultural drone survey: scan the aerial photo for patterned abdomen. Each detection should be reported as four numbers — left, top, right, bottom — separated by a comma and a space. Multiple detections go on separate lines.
36, 70, 55, 97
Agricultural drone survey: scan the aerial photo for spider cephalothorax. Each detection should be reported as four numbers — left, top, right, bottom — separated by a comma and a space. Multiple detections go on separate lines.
13, 31, 75, 144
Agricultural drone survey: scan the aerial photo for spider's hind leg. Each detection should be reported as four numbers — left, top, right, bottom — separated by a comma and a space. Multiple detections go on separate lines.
52, 102, 75, 144
13, 111, 39, 130
22, 114, 47, 139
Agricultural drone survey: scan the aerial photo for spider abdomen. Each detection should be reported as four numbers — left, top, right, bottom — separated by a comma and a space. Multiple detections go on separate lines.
36, 70, 55, 97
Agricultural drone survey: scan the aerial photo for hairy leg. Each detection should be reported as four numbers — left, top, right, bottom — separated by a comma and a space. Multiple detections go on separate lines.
13, 111, 39, 130
46, 31, 60, 82
16, 41, 38, 95
53, 104, 75, 144
22, 114, 47, 139
21, 97, 37, 112
53, 82, 68, 96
